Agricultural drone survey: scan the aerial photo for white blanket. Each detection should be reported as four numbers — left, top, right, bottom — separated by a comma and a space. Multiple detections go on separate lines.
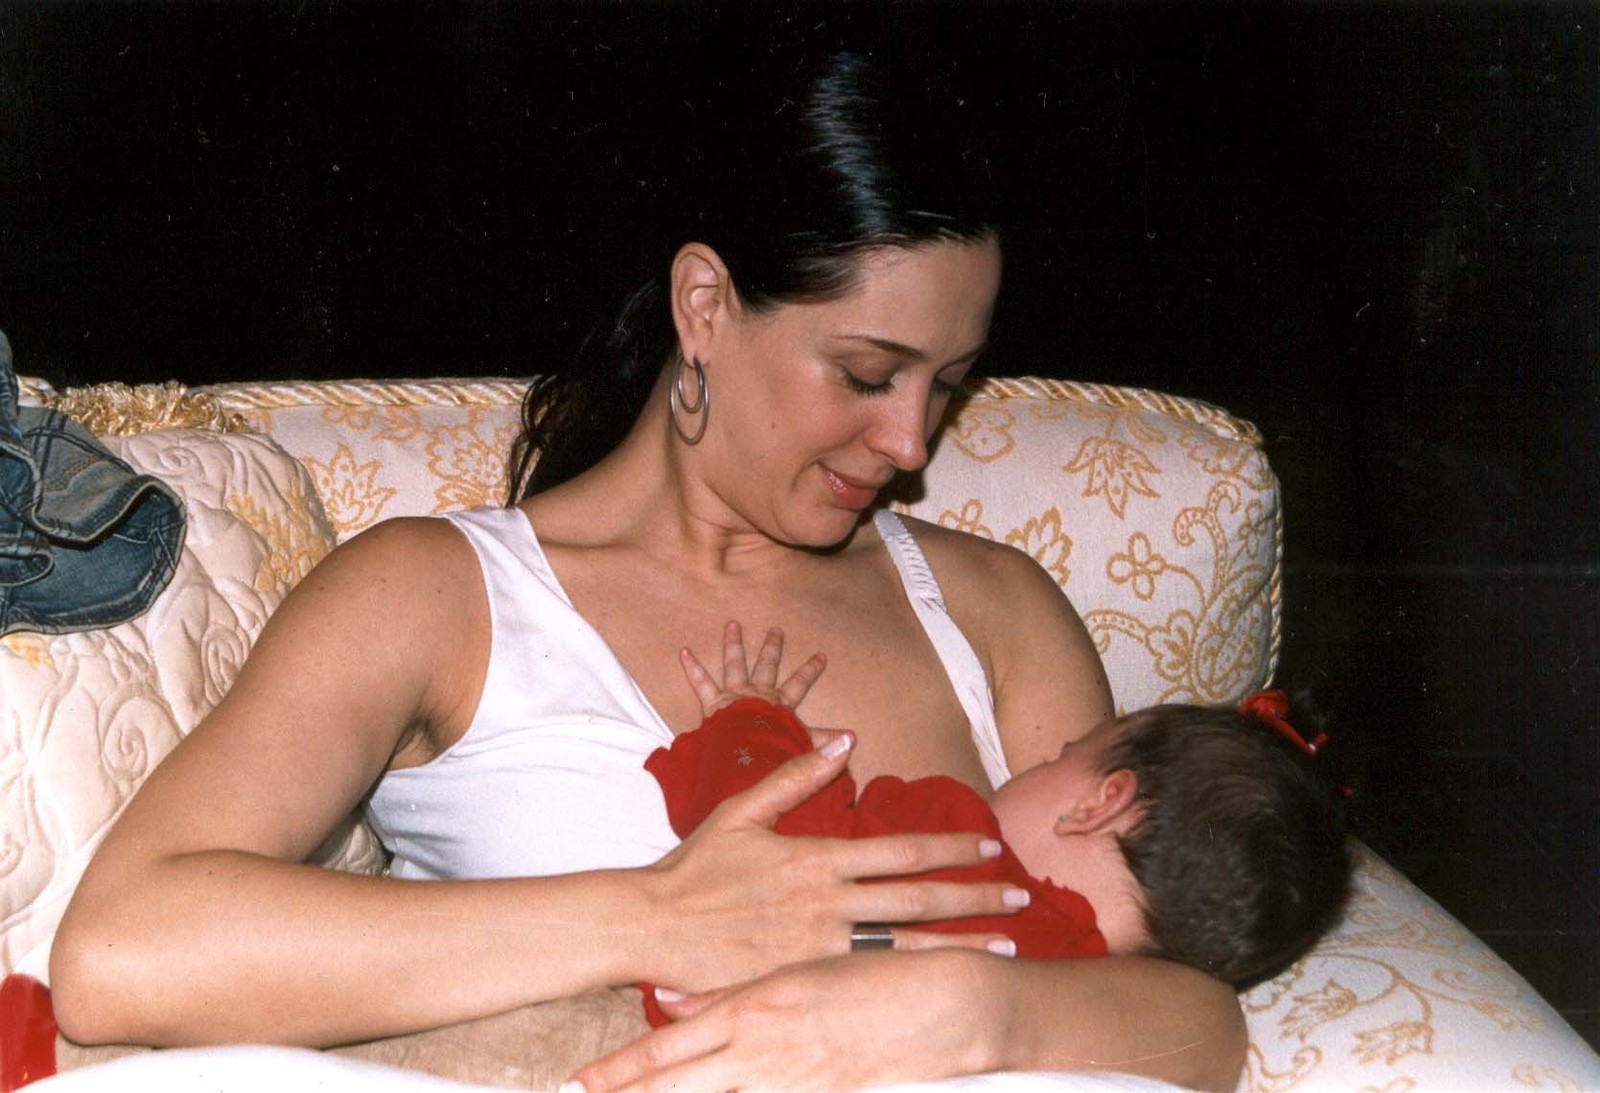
31, 1044, 1182, 1092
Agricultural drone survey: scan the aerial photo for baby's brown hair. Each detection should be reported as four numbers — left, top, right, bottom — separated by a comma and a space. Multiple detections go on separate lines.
1102, 696, 1351, 989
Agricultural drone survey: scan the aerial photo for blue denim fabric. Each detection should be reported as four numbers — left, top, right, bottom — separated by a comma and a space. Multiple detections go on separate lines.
0, 332, 186, 636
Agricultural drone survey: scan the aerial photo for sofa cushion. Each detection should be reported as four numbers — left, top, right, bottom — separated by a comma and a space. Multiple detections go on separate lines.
0, 428, 386, 981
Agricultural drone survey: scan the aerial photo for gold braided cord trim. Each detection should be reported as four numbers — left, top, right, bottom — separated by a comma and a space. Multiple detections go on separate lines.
1267, 474, 1285, 683
37, 381, 249, 436
200, 377, 533, 412
966, 376, 1263, 446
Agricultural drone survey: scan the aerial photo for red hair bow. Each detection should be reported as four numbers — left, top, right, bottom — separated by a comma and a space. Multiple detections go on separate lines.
1238, 690, 1327, 757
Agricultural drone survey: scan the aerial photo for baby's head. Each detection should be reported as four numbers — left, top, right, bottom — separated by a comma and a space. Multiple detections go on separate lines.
990, 697, 1351, 989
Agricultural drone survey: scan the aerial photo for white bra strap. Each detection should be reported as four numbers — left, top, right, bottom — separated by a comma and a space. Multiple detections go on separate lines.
873, 509, 1011, 789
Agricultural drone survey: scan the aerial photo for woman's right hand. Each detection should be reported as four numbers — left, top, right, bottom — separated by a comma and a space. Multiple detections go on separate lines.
636, 732, 1026, 994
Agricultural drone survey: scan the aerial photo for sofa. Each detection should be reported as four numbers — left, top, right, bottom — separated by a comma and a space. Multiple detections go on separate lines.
3, 370, 1598, 1091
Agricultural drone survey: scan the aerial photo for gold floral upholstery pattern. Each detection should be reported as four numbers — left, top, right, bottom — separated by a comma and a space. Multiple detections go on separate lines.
7, 374, 1596, 1089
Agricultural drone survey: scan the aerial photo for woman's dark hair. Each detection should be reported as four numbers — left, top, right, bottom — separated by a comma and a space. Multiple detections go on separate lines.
508, 47, 999, 500
1103, 697, 1352, 990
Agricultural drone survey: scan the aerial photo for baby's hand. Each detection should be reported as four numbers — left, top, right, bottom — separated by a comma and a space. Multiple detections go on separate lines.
680, 621, 826, 717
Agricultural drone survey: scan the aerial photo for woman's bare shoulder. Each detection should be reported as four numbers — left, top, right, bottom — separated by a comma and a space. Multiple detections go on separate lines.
304, 514, 478, 594
890, 513, 1112, 762
266, 514, 486, 684
225, 513, 490, 766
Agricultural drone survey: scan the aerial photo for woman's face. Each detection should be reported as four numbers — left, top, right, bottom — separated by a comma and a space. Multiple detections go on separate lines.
699, 238, 1002, 547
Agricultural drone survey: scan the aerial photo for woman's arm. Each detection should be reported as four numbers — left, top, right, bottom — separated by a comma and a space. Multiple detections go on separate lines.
577, 949, 1244, 1092
50, 518, 644, 1045
49, 520, 1022, 1049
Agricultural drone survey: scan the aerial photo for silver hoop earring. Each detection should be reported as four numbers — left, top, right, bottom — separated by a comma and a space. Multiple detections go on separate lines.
669, 356, 709, 444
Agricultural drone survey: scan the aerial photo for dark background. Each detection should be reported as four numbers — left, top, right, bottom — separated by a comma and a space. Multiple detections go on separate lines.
3, 0, 1595, 1047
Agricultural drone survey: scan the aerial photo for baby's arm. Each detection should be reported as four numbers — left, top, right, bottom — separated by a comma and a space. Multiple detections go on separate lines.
680, 620, 827, 717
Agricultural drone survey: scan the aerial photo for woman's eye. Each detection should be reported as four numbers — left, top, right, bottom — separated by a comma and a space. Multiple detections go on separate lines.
843, 371, 893, 397
931, 376, 962, 398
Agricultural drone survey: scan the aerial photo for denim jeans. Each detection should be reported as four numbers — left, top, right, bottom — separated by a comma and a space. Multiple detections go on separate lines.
0, 332, 186, 636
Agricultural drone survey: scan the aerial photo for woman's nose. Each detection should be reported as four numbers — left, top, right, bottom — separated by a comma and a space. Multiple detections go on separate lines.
866, 394, 932, 472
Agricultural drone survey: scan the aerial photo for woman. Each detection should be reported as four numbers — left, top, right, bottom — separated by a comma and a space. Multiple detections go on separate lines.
50, 48, 1244, 1091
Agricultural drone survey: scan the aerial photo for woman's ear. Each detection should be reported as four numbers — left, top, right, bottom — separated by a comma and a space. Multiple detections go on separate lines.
669, 243, 733, 364
1053, 768, 1140, 836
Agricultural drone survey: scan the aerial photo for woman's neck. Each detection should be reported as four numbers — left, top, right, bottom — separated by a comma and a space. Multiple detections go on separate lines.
523, 400, 868, 579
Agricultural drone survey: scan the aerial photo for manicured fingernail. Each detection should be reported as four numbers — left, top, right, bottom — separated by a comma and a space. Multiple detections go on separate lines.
986, 938, 1018, 958
1002, 887, 1031, 909
819, 733, 853, 759
654, 986, 686, 1003
978, 838, 1003, 859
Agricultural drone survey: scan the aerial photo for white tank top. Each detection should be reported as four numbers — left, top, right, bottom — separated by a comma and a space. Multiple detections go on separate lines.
365, 507, 1007, 881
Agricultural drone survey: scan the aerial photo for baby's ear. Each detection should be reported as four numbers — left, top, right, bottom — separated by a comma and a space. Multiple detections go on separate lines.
1053, 769, 1140, 835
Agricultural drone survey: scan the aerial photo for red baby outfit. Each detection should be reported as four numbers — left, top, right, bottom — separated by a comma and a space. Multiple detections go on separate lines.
639, 698, 1106, 1026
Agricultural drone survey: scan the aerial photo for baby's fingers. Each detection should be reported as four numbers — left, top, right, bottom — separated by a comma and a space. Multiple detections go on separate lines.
721, 620, 750, 686
748, 625, 786, 687
677, 648, 722, 712
777, 651, 826, 708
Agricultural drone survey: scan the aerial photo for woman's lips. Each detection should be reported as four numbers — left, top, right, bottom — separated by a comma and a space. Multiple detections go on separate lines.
821, 466, 886, 510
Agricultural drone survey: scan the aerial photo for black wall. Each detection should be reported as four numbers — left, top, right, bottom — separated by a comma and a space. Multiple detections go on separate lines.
3, 0, 1596, 1044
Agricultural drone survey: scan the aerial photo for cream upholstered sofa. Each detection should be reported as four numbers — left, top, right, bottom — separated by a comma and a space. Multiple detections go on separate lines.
3, 372, 1599, 1092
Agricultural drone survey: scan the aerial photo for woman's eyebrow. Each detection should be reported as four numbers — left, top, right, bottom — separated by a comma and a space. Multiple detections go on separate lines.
836, 333, 989, 364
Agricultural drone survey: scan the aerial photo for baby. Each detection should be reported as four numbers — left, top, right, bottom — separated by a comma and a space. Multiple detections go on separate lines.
640, 624, 1350, 1024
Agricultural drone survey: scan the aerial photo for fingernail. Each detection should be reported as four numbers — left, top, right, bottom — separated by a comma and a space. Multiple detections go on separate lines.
986, 938, 1018, 958
654, 986, 686, 1003
978, 838, 1003, 859
1002, 887, 1031, 909
819, 733, 853, 759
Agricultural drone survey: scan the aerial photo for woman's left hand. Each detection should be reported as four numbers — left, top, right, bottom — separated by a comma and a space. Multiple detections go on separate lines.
569, 950, 1011, 1093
